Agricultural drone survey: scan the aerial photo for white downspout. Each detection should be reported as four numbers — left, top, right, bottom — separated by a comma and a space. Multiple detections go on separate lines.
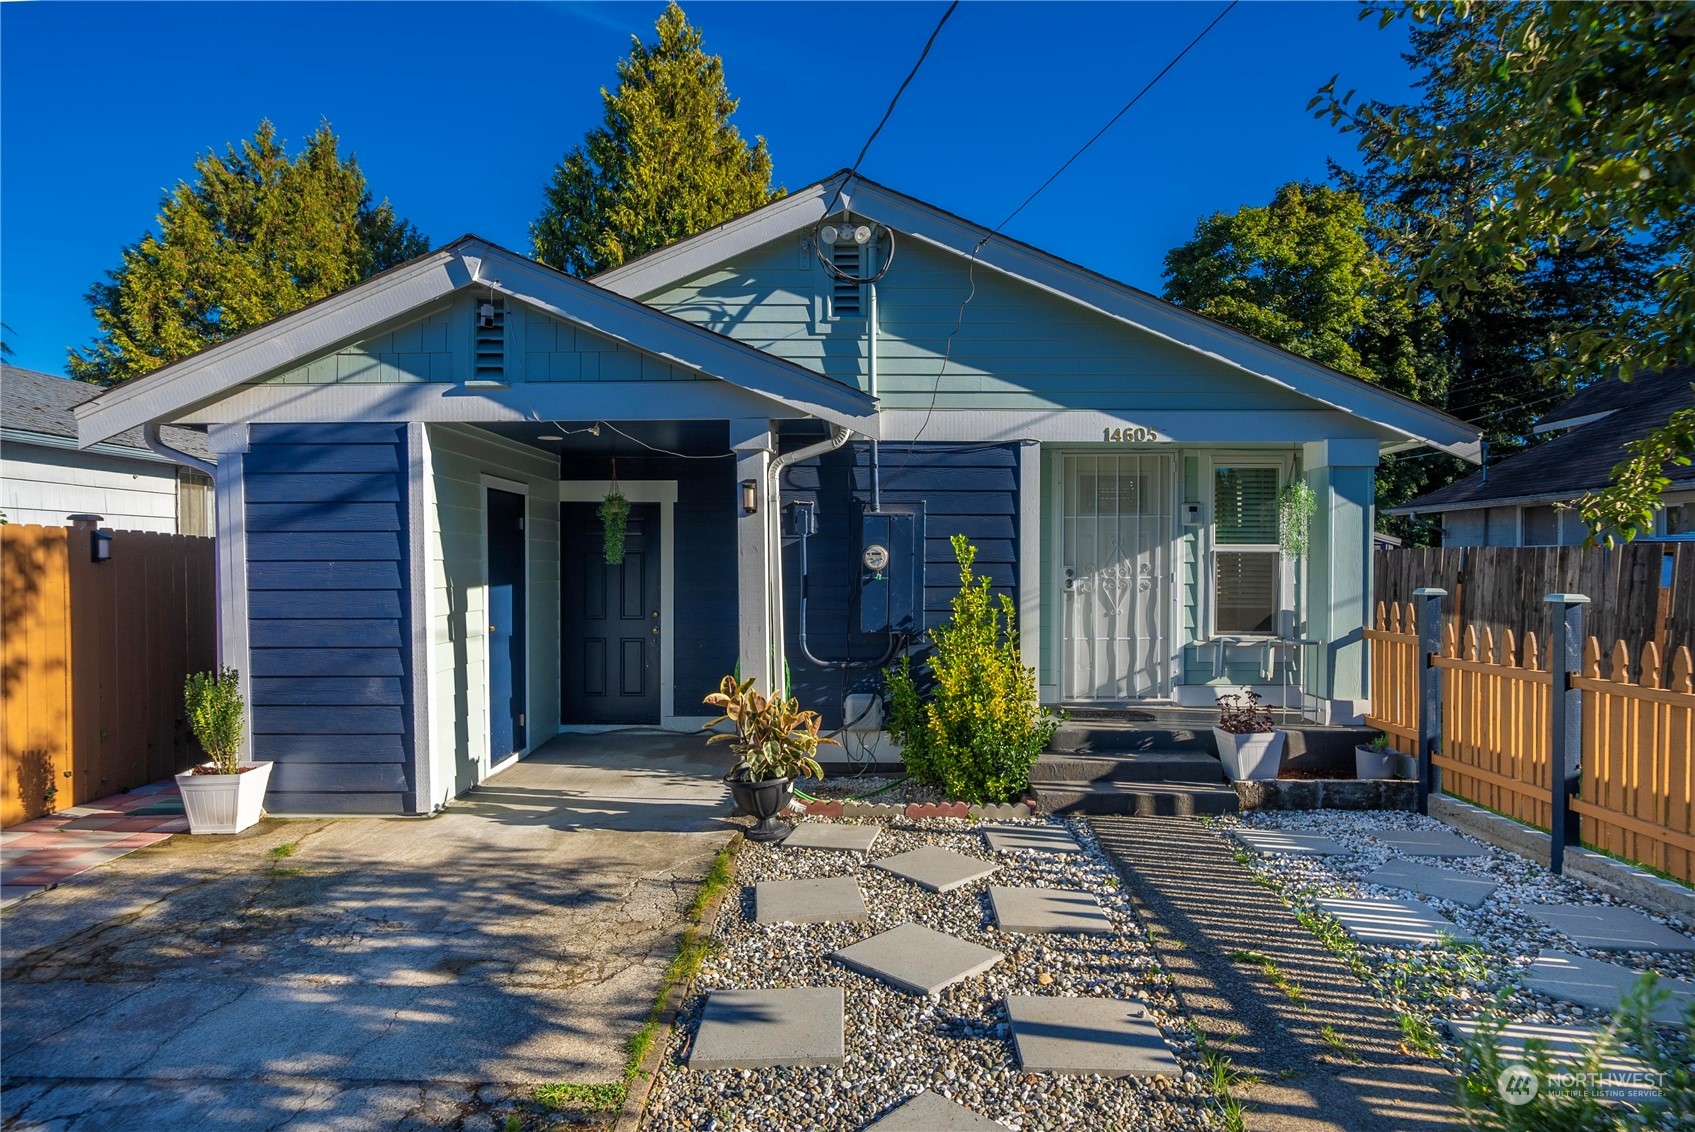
143, 423, 217, 476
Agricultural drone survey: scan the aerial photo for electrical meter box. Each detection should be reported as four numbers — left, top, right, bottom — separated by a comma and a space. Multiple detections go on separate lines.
858, 508, 921, 635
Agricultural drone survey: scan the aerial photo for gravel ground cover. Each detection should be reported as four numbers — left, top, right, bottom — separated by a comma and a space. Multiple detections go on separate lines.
640, 816, 1222, 1132
1213, 808, 1695, 1057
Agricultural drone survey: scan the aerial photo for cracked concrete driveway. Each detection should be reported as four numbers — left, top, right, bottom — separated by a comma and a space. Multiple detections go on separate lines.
1, 732, 737, 1131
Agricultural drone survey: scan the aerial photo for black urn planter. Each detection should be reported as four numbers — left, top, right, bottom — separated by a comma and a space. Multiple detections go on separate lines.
724, 773, 794, 842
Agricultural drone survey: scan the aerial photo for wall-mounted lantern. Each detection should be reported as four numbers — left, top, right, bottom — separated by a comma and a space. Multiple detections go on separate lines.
740, 479, 758, 515
68, 514, 111, 563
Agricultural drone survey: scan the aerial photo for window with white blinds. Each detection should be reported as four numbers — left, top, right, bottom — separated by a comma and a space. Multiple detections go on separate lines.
1213, 464, 1282, 635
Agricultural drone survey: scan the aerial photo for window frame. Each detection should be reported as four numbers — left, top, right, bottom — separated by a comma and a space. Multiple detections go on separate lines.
1204, 453, 1294, 641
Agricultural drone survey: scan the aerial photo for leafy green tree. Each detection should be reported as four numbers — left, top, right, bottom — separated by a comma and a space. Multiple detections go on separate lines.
532, 2, 781, 277
70, 121, 427, 387
1319, 1, 1694, 541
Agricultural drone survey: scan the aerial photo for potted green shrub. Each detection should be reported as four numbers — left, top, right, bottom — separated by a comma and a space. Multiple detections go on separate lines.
177, 666, 272, 834
702, 676, 836, 842
1212, 690, 1286, 780
1355, 733, 1397, 780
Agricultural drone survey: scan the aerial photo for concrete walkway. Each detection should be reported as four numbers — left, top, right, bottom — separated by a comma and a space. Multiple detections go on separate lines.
1, 731, 735, 1131
1090, 817, 1460, 1132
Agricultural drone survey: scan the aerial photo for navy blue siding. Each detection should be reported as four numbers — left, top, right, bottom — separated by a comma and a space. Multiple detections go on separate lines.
246, 423, 414, 814
781, 442, 1022, 726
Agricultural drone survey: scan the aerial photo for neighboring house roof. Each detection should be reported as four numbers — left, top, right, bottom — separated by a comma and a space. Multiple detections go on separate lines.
593, 170, 1483, 460
1387, 365, 1695, 514
72, 237, 878, 447
2, 363, 214, 463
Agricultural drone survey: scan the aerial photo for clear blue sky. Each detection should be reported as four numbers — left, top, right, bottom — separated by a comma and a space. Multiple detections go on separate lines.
0, 1, 1412, 378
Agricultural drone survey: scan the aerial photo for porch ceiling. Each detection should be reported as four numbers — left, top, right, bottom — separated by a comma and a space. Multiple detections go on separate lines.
477, 420, 731, 458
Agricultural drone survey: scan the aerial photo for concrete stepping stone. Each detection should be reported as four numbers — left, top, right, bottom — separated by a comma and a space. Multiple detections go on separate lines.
1005, 995, 1180, 1077
989, 886, 1114, 936
1523, 950, 1695, 1023
754, 877, 867, 925
865, 1090, 1005, 1130
1365, 860, 1498, 908
783, 823, 880, 854
1377, 829, 1490, 858
1443, 1018, 1650, 1076
688, 987, 845, 1069
984, 825, 1082, 855
1235, 829, 1348, 856
832, 922, 1003, 995
1520, 904, 1695, 953
1316, 896, 1474, 947
874, 846, 998, 893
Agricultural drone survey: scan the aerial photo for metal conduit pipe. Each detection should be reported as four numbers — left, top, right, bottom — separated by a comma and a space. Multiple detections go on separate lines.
766, 424, 853, 692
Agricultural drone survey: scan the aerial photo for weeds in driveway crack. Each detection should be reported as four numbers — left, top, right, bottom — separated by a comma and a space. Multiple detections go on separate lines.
1318, 1023, 1360, 1062
1194, 1027, 1247, 1132
1228, 949, 1308, 1007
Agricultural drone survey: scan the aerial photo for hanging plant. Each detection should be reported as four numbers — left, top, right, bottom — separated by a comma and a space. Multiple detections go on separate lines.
1278, 480, 1318, 558
599, 492, 630, 564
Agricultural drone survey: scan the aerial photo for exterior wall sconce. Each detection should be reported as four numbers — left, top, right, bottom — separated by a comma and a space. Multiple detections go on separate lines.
741, 479, 758, 515
68, 514, 111, 563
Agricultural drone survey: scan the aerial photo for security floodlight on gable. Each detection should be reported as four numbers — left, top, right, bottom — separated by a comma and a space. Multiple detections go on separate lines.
478, 302, 498, 329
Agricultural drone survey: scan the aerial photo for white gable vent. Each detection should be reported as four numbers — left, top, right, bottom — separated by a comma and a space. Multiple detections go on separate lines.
471, 298, 506, 383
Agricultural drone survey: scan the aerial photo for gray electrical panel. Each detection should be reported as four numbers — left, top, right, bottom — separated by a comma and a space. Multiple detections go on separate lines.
859, 508, 922, 634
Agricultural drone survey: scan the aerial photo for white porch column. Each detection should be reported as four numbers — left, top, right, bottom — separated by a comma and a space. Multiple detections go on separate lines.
732, 420, 776, 691
1302, 438, 1379, 724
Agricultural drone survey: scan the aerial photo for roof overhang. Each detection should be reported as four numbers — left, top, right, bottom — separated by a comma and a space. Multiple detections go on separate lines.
596, 173, 1482, 462
74, 237, 878, 447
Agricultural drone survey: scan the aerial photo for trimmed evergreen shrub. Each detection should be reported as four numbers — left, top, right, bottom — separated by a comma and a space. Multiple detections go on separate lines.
885, 535, 1061, 803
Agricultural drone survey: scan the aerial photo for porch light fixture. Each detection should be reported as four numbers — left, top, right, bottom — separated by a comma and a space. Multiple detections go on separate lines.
741, 479, 758, 515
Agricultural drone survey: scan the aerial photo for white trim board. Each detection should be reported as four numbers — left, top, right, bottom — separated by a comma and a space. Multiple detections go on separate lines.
595, 173, 1479, 458
407, 423, 436, 814
559, 480, 678, 726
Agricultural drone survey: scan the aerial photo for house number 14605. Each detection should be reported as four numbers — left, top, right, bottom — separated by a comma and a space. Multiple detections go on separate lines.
1103, 426, 1156, 442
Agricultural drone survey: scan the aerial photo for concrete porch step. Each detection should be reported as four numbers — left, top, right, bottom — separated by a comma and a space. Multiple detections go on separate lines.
1035, 780, 1241, 817
1031, 750, 1225, 785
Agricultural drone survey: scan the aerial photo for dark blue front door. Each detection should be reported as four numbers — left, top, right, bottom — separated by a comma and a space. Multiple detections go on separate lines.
488, 487, 527, 761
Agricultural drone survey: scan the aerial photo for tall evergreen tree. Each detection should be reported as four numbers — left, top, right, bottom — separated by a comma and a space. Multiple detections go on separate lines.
70, 121, 427, 387
532, 2, 781, 277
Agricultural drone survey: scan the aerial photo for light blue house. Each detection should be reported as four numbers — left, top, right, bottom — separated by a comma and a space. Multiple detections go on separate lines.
74, 173, 1480, 815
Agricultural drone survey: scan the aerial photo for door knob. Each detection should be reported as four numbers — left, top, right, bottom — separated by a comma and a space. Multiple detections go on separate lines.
651, 626, 660, 635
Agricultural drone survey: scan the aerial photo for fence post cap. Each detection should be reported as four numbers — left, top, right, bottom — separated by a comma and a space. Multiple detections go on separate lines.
1412, 587, 1448, 597
1543, 593, 1591, 604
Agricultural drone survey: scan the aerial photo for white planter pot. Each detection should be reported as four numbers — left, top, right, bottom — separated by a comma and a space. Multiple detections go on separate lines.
176, 761, 272, 834
1355, 745, 1397, 780
1212, 728, 1287, 781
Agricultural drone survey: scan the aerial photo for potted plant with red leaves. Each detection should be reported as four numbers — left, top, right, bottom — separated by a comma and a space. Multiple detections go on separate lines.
1212, 690, 1286, 781
703, 676, 837, 842
177, 666, 272, 834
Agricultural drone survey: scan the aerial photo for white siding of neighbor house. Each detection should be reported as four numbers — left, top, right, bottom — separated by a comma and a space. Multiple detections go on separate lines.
425, 425, 561, 807
0, 441, 183, 531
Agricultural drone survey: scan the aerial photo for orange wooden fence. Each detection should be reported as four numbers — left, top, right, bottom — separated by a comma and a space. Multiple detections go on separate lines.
2, 524, 215, 825
1366, 600, 1695, 884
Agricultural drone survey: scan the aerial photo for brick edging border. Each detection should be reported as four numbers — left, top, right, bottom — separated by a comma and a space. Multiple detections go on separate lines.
613, 832, 745, 1132
799, 795, 1039, 820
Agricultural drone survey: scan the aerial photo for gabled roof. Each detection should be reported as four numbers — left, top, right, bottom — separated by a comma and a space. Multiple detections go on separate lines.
73, 237, 878, 447
1388, 366, 1695, 514
594, 171, 1482, 460
2, 364, 213, 462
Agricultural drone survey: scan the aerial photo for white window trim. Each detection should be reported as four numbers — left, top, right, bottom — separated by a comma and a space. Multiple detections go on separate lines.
1204, 452, 1295, 642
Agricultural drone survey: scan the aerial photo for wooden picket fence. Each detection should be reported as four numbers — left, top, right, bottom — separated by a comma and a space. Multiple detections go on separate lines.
2, 524, 215, 825
1366, 600, 1695, 884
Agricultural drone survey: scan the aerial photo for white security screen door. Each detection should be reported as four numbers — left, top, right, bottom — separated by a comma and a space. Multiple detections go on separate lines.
1061, 453, 1175, 700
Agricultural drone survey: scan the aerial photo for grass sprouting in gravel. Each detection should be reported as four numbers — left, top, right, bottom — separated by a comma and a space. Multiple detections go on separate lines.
1228, 949, 1307, 1006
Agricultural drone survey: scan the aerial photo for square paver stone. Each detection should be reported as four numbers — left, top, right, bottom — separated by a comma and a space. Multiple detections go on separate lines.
984, 825, 1082, 855
1235, 829, 1349, 856
688, 987, 845, 1069
1520, 904, 1695, 953
754, 877, 868, 925
989, 886, 1114, 936
1444, 1019, 1649, 1075
1377, 829, 1491, 858
865, 1091, 1006, 1130
783, 823, 880, 854
1006, 996, 1180, 1077
1316, 896, 1474, 947
1524, 950, 1695, 1023
874, 847, 998, 893
1365, 860, 1499, 908
832, 923, 1003, 995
